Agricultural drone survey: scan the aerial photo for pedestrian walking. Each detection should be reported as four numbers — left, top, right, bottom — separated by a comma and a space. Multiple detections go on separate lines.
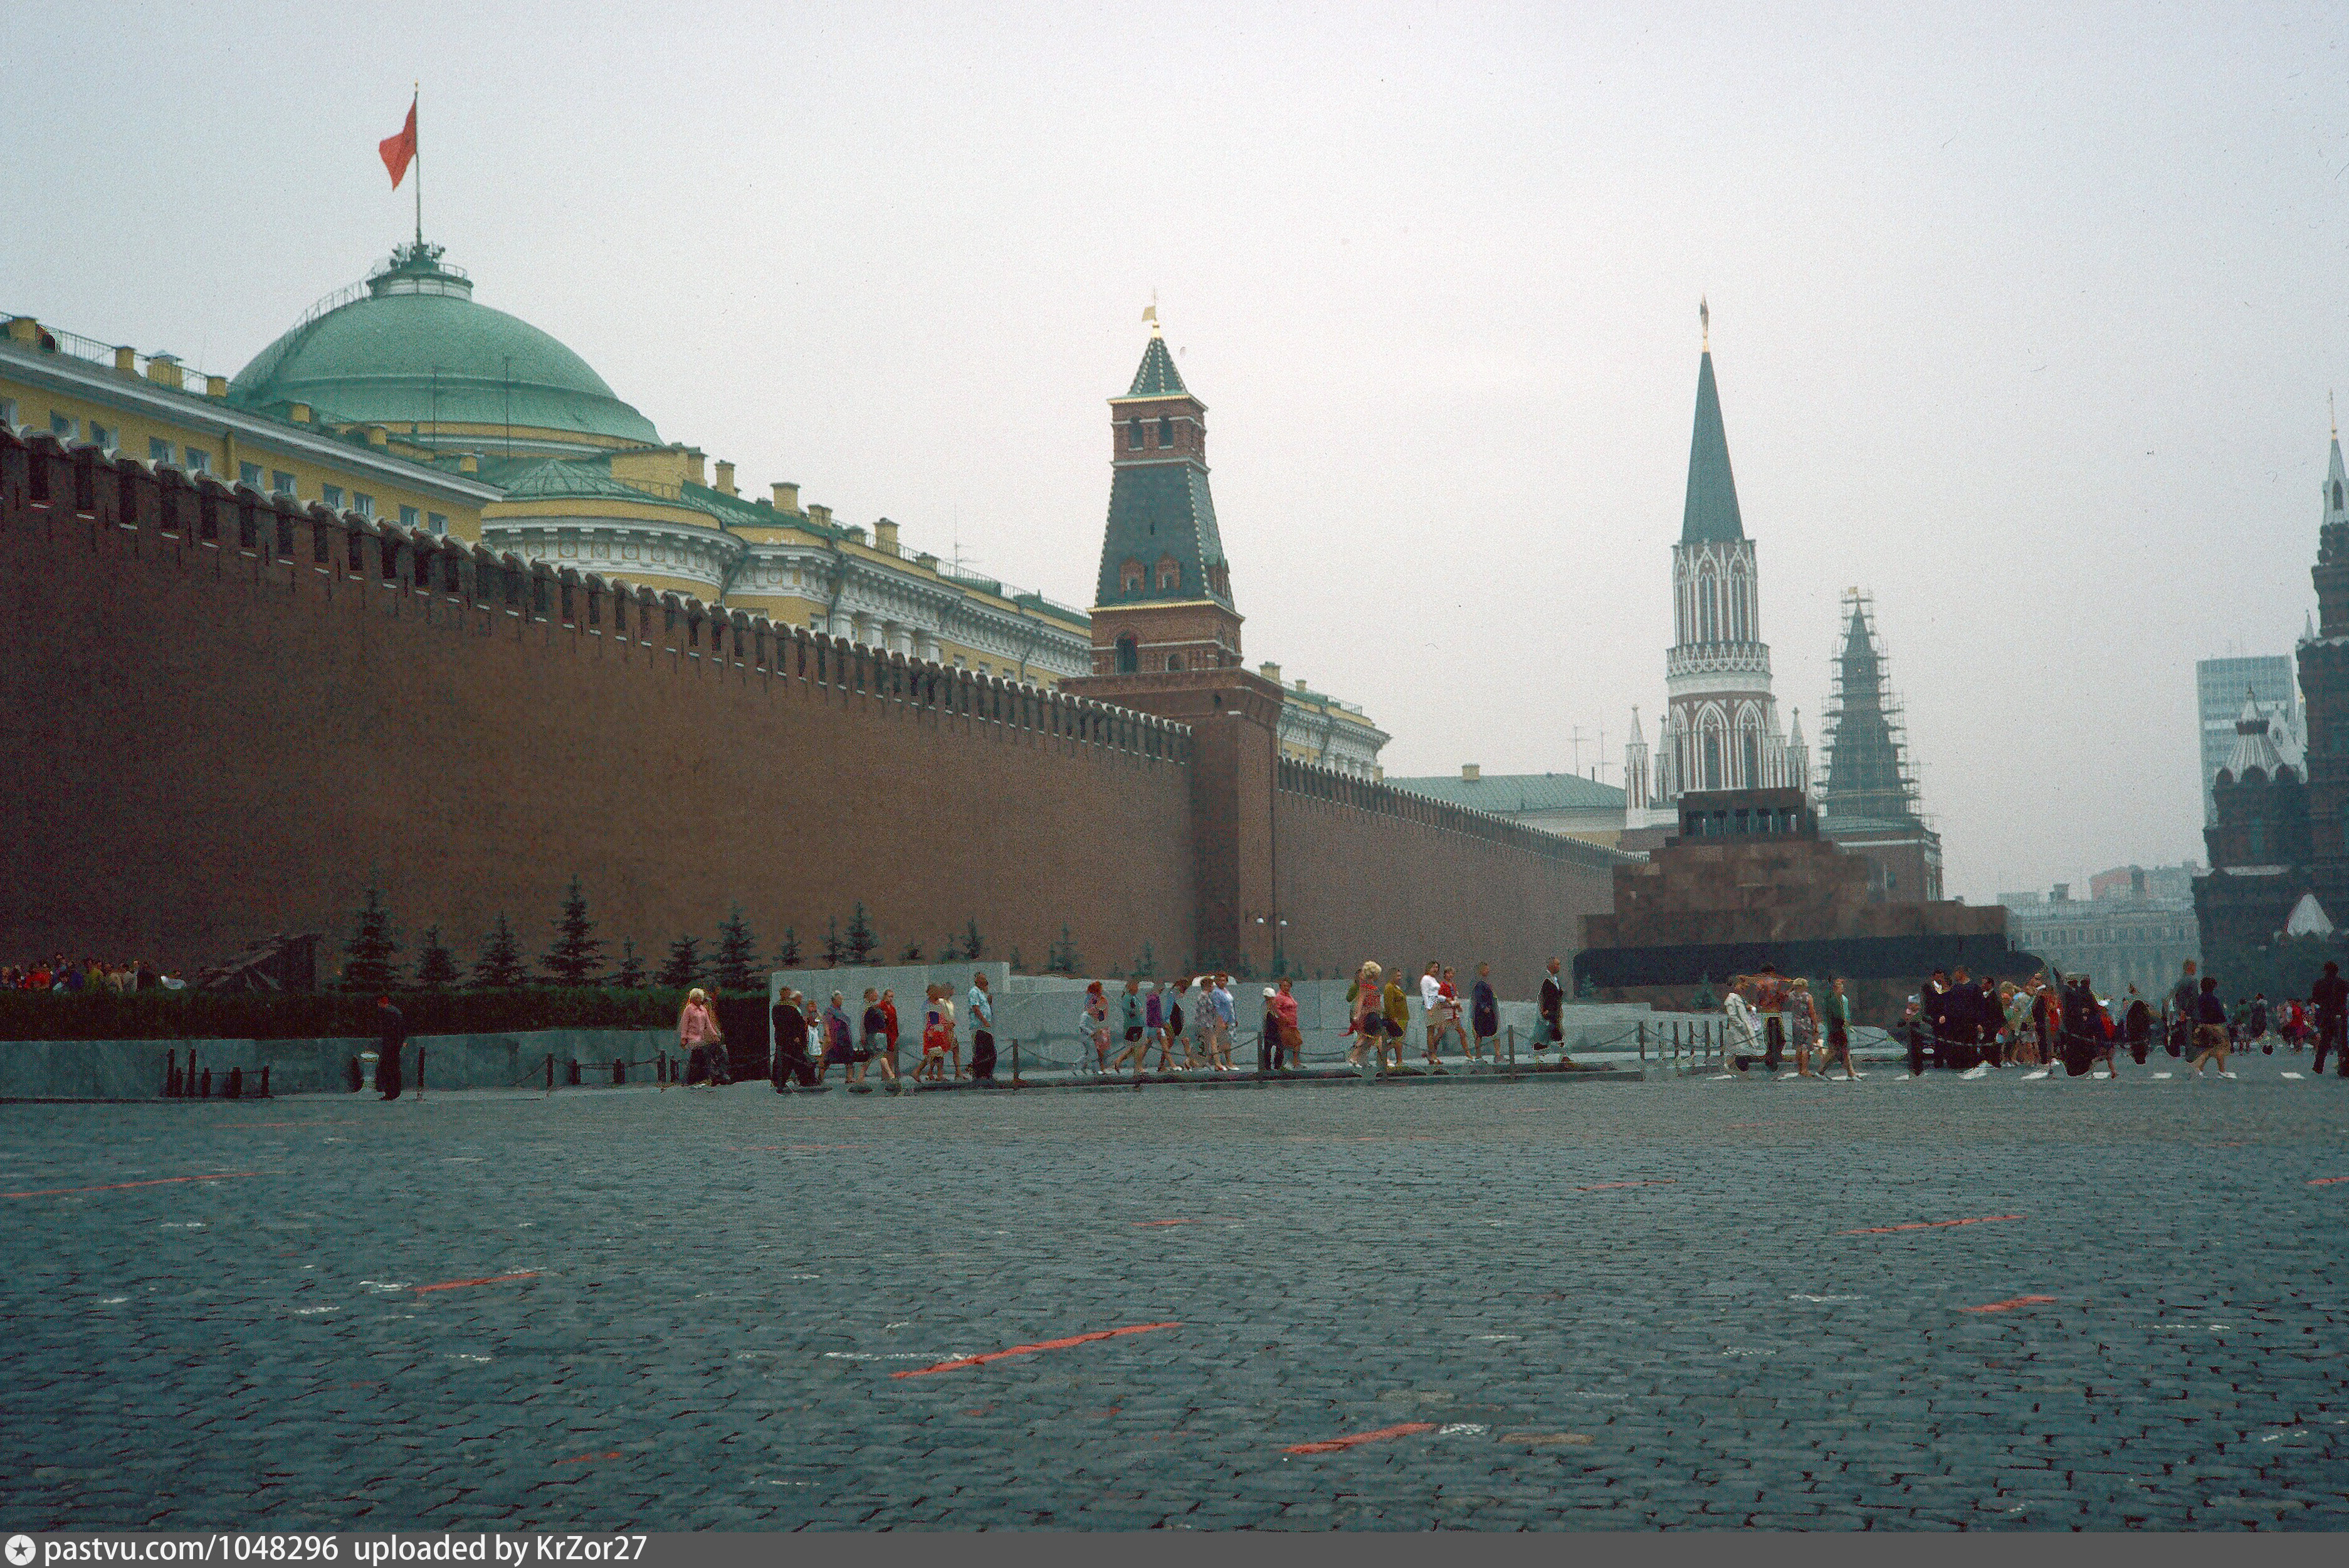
2189, 976, 2234, 1080
1258, 986, 1281, 1073
1082, 981, 1113, 1074
1469, 962, 1499, 1063
920, 984, 952, 1081
1347, 962, 1384, 1068
1537, 957, 1565, 1051
1271, 977, 1302, 1068
678, 987, 726, 1088
1822, 976, 1858, 1080
967, 971, 997, 1082
1207, 973, 1238, 1070
817, 992, 854, 1083
2168, 960, 2200, 1060
374, 995, 406, 1101
770, 988, 814, 1088
858, 989, 895, 1087
2315, 961, 2349, 1077
880, 988, 903, 1083
2124, 987, 2152, 1066
1382, 964, 1411, 1071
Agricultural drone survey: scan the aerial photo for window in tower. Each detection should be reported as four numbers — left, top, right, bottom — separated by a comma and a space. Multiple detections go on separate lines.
1703, 730, 1722, 790
1127, 421, 1143, 450
1700, 576, 1718, 642
1743, 730, 1760, 787
1159, 417, 1173, 448
1120, 558, 1144, 594
1167, 653, 1184, 671
1155, 555, 1180, 591
1115, 633, 1138, 674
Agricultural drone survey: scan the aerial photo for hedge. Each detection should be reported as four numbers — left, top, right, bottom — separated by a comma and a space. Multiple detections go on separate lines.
0, 987, 770, 1043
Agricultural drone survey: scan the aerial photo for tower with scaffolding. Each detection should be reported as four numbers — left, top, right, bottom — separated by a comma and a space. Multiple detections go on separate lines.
1816, 589, 1943, 902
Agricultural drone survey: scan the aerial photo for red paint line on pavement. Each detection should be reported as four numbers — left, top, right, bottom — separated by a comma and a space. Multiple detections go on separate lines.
411, 1271, 539, 1294
2, 1172, 258, 1199
1133, 1217, 1242, 1226
1568, 1179, 1678, 1192
2310, 1176, 2349, 1187
1283, 1421, 1438, 1455
725, 1144, 863, 1152
1958, 1295, 2057, 1314
891, 1320, 1179, 1377
1841, 1214, 2024, 1236
553, 1451, 621, 1466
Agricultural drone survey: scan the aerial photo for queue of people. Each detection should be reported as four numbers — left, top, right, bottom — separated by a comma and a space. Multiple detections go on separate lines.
5, 955, 183, 992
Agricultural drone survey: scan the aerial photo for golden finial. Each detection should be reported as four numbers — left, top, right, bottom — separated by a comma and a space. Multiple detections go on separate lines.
1143, 290, 1161, 337
1699, 296, 1709, 350
2332, 388, 2338, 438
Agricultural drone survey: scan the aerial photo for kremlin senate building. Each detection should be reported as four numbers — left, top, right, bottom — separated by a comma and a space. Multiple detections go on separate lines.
1, 237, 1389, 779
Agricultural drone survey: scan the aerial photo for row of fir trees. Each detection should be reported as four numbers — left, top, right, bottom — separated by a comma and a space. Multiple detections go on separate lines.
339, 880, 1085, 993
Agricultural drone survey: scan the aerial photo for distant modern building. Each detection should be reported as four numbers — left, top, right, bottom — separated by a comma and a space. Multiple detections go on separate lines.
1815, 589, 1942, 902
1384, 764, 1629, 846
2002, 871, 2200, 998
2086, 862, 2201, 903
2196, 655, 2303, 823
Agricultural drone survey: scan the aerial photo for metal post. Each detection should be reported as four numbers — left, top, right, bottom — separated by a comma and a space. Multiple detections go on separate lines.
1638, 1021, 1646, 1061
545, 1052, 554, 1092
1012, 1038, 1022, 1089
413, 1050, 423, 1102
259, 1063, 270, 1099
1506, 1024, 1515, 1071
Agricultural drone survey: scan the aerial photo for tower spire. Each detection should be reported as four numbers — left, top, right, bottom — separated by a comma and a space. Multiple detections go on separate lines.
1681, 334, 1743, 543
1699, 295, 1709, 350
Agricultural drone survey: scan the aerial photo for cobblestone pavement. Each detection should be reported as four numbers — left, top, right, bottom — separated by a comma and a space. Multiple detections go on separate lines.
2, 1053, 2346, 1532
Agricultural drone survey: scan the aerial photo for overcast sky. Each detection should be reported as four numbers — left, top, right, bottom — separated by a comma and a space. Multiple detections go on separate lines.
8, 3, 2347, 901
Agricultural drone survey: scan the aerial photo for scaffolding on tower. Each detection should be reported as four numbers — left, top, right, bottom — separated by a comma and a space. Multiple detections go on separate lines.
1816, 588, 1925, 826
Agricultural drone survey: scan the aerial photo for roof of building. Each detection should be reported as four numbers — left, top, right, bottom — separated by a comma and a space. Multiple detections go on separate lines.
229, 243, 660, 448
499, 458, 700, 508
1681, 349, 1745, 544
1124, 335, 1189, 399
1387, 771, 1626, 814
1094, 428, 1232, 609
2222, 690, 2293, 779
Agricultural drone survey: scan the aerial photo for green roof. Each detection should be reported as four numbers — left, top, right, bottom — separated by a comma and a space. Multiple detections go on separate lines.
1681, 349, 1744, 544
1094, 462, 1231, 608
1125, 335, 1188, 398
1387, 772, 1626, 813
500, 458, 710, 510
229, 244, 660, 448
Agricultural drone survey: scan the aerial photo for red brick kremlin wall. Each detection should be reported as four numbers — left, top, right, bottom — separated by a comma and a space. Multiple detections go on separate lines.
1, 431, 1623, 982
0, 434, 1196, 976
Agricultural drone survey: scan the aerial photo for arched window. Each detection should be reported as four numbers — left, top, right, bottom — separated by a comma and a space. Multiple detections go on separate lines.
1700, 574, 1718, 642
1159, 416, 1174, 448
1742, 729, 1760, 788
1166, 653, 1184, 671
1120, 558, 1144, 594
1127, 421, 1143, 450
1115, 634, 1138, 674
1703, 729, 1723, 790
1155, 555, 1181, 591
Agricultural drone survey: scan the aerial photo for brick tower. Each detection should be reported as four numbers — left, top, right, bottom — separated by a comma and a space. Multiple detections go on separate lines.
1647, 305, 1792, 817
1087, 322, 1243, 675
1068, 320, 1283, 974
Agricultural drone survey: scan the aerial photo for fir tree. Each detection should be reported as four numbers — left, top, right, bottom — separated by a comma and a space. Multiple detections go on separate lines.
1007, 946, 1024, 974
1047, 923, 1081, 976
713, 905, 760, 992
470, 914, 527, 989
540, 876, 604, 986
342, 885, 401, 993
900, 939, 925, 962
612, 938, 648, 989
413, 925, 459, 990
821, 918, 844, 968
844, 903, 879, 966
1134, 941, 1157, 979
960, 918, 985, 961
938, 933, 962, 962
656, 934, 704, 990
774, 927, 802, 969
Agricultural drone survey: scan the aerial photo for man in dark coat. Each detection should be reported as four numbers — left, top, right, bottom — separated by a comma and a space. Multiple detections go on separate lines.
1918, 970, 1952, 1070
1469, 962, 1500, 1061
1538, 958, 1565, 1050
374, 996, 406, 1101
2313, 962, 2349, 1077
770, 989, 815, 1088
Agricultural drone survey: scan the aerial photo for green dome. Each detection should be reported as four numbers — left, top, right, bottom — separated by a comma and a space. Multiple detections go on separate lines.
228, 243, 660, 450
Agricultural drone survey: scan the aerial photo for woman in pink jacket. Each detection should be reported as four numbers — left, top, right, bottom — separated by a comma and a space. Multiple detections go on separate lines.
678, 987, 727, 1087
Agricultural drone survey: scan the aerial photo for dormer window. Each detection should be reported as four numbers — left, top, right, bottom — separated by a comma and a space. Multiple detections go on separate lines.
1159, 416, 1174, 448
1120, 558, 1145, 594
1155, 555, 1180, 591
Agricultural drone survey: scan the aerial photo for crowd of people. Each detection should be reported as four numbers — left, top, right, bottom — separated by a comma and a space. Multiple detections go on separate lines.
676, 957, 1585, 1090
3, 955, 184, 992
1713, 955, 2349, 1082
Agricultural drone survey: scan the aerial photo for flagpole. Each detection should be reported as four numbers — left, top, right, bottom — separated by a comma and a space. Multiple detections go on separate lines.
413, 85, 422, 247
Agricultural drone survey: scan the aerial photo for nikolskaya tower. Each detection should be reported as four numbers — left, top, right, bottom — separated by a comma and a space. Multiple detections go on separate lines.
1622, 302, 1798, 823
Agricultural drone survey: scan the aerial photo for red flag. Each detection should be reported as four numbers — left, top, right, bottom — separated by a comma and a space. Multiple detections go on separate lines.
379, 98, 417, 189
